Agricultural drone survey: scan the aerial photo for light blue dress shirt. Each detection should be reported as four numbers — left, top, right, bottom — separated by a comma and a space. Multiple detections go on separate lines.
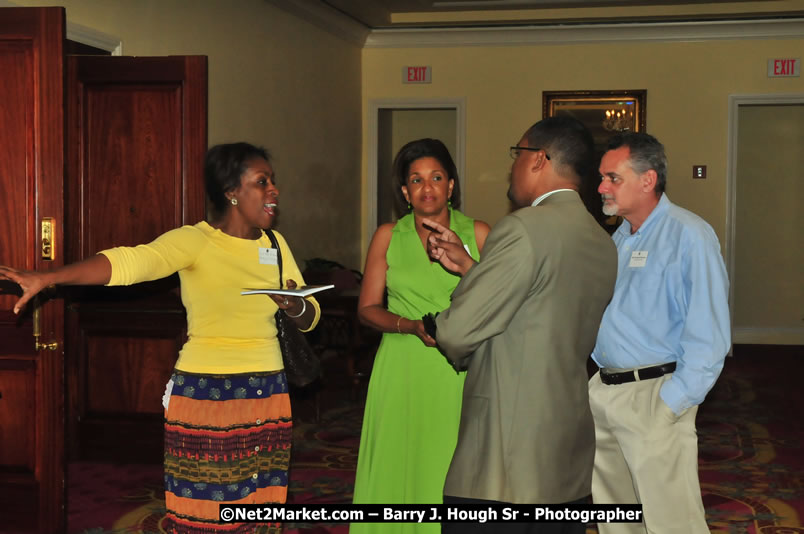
592, 194, 731, 415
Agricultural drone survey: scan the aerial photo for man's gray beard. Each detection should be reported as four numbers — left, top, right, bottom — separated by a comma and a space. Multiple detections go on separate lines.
602, 202, 619, 216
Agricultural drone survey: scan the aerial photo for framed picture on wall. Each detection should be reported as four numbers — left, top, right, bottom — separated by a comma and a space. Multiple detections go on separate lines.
542, 89, 647, 233
542, 89, 647, 151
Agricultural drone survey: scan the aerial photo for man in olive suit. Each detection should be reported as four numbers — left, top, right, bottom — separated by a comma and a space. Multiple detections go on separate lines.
424, 116, 617, 534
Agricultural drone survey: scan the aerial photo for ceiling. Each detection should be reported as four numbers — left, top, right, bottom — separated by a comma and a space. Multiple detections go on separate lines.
320, 0, 804, 28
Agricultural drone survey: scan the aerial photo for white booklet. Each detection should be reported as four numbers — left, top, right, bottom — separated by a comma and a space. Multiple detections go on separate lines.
240, 284, 335, 297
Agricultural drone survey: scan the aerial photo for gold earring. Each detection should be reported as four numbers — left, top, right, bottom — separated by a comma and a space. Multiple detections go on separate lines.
230, 197, 238, 206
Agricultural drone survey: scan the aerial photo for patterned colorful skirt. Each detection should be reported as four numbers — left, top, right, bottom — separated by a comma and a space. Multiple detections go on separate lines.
163, 370, 292, 534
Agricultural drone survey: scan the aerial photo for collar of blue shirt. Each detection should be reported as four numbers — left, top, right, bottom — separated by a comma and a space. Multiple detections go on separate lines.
615, 192, 672, 236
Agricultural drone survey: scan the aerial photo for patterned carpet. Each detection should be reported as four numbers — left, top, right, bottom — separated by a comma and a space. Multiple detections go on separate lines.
696, 346, 804, 533
66, 400, 361, 534
67, 347, 803, 533
282, 401, 361, 534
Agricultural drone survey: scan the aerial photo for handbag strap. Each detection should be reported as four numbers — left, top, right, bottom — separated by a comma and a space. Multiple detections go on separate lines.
266, 229, 284, 289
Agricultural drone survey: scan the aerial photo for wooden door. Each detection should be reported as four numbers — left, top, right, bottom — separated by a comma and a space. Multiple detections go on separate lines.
64, 55, 207, 463
0, 7, 66, 534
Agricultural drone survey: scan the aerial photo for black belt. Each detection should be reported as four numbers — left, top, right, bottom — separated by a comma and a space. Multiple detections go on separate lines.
600, 362, 676, 385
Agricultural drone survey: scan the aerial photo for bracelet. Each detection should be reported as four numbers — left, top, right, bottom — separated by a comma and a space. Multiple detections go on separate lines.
396, 315, 403, 334
286, 297, 307, 318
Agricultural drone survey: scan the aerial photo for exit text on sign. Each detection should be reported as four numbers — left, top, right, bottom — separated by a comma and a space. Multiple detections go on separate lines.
403, 66, 432, 84
767, 58, 800, 77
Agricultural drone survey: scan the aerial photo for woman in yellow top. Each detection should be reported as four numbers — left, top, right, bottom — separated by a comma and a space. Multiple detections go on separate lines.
0, 142, 319, 534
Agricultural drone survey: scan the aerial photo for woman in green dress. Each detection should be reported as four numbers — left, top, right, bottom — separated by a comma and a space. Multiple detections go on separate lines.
352, 138, 490, 532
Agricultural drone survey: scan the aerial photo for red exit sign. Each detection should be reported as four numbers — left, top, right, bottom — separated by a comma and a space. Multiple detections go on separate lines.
767, 58, 800, 77
403, 66, 432, 84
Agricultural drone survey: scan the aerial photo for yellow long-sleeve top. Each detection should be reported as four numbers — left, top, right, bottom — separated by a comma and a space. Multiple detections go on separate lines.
99, 221, 320, 374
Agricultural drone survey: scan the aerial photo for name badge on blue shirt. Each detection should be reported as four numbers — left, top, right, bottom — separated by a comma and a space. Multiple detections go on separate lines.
259, 247, 278, 265
629, 250, 648, 268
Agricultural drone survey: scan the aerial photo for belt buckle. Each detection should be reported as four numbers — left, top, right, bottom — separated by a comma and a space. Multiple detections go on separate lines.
601, 370, 623, 385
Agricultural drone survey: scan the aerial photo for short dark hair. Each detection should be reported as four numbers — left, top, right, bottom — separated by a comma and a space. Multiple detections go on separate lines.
523, 115, 595, 186
606, 132, 667, 194
204, 142, 271, 216
392, 138, 461, 215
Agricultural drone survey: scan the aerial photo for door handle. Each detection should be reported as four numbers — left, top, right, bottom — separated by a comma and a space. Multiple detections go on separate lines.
33, 304, 59, 351
41, 217, 55, 260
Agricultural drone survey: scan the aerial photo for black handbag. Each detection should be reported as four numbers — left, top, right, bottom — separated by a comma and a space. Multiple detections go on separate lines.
266, 230, 321, 388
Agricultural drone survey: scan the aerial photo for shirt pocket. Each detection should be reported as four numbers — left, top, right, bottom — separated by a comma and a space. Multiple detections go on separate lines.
623, 270, 667, 321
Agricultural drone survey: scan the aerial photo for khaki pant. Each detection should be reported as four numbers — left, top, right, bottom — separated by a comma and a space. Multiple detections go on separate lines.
588, 371, 709, 534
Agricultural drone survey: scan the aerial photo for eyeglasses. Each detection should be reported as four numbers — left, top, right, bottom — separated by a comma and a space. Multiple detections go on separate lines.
510, 146, 551, 160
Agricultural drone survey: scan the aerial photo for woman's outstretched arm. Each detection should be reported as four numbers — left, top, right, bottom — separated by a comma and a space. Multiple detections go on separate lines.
0, 254, 112, 314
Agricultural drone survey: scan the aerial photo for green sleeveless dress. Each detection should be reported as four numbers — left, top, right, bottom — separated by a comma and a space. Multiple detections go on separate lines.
351, 209, 479, 533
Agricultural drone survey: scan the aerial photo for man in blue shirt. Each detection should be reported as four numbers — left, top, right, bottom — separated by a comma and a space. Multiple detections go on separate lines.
589, 132, 730, 534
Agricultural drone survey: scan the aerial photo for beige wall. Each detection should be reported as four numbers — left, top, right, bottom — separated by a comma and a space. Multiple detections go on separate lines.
362, 38, 804, 256
362, 36, 804, 345
13, 0, 364, 270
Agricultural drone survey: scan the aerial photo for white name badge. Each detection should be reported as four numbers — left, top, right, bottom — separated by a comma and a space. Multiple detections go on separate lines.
259, 247, 278, 265
629, 250, 648, 268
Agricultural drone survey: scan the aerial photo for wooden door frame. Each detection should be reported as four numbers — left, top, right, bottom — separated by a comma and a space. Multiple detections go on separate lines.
0, 7, 67, 533
27, 9, 66, 533
64, 54, 207, 463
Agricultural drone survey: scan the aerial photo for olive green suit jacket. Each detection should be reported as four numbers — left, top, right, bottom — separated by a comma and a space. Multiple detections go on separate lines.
436, 190, 617, 503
